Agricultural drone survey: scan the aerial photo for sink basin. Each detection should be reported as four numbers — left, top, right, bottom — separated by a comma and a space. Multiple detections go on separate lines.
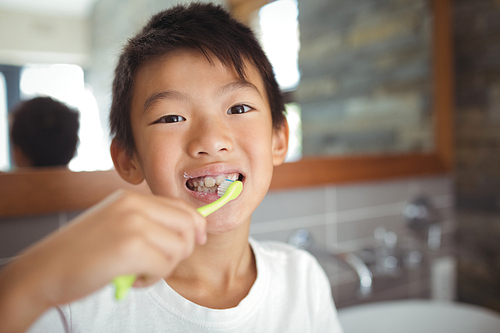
338, 300, 500, 333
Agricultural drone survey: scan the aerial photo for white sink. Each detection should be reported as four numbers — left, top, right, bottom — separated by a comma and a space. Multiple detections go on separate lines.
338, 300, 500, 333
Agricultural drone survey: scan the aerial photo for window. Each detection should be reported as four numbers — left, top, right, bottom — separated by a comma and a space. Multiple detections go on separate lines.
255, 0, 302, 161
0, 72, 8, 171
258, 0, 300, 91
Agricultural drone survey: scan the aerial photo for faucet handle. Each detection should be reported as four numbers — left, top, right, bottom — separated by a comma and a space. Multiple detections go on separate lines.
288, 228, 313, 250
403, 195, 442, 251
403, 196, 439, 230
374, 227, 397, 249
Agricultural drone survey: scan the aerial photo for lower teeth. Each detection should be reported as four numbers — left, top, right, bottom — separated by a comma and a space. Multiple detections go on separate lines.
196, 185, 217, 193
187, 173, 240, 193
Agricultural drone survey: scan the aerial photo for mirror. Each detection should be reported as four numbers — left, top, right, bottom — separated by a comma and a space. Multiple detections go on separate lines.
246, 0, 435, 159
0, 0, 453, 217
231, 0, 453, 189
296, 0, 434, 157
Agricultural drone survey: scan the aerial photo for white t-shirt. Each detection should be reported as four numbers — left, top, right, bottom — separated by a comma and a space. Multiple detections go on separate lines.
28, 239, 344, 332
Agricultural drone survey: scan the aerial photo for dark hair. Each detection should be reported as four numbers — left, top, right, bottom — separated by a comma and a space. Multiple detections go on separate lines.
10, 97, 80, 167
110, 2, 286, 155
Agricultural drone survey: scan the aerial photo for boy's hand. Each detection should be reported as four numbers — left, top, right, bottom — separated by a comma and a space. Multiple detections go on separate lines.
0, 190, 206, 332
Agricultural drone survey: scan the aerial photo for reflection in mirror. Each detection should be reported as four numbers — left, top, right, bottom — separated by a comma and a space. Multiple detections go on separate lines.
252, 0, 302, 162
0, 3, 111, 172
257, 0, 300, 91
1, 63, 112, 171
256, 0, 434, 158
19, 64, 112, 171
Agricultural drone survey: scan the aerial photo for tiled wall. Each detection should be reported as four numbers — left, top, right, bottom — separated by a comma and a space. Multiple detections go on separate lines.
0, 211, 80, 266
250, 175, 456, 308
0, 175, 455, 307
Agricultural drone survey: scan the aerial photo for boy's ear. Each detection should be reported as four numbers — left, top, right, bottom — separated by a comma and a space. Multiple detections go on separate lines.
110, 139, 144, 185
272, 119, 289, 166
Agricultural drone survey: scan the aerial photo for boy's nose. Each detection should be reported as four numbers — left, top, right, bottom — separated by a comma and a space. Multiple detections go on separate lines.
187, 119, 233, 157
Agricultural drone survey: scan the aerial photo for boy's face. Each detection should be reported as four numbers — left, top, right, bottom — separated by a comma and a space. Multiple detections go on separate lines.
113, 49, 288, 234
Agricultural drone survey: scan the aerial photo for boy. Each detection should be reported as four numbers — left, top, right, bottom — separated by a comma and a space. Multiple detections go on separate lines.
0, 3, 343, 332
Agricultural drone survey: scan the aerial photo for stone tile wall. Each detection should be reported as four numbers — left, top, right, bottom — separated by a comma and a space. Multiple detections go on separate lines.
454, 0, 500, 313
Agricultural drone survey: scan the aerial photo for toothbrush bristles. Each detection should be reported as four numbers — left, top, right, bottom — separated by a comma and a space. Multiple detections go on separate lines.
217, 179, 234, 197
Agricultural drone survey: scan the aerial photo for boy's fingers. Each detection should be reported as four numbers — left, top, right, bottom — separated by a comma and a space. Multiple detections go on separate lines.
126, 238, 184, 282
196, 227, 207, 245
150, 195, 207, 244
114, 191, 206, 245
112, 218, 195, 278
156, 196, 208, 245
137, 215, 197, 261
149, 196, 207, 245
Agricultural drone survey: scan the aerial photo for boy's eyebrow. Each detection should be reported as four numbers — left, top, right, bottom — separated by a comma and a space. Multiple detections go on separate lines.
143, 90, 189, 114
217, 80, 262, 98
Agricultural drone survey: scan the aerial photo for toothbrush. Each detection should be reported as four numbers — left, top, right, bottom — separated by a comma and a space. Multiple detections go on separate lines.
112, 179, 243, 300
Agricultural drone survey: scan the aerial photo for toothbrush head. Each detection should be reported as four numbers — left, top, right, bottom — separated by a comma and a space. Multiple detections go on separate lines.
217, 179, 243, 200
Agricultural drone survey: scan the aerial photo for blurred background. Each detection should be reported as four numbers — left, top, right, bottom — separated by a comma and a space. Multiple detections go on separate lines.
0, 0, 499, 317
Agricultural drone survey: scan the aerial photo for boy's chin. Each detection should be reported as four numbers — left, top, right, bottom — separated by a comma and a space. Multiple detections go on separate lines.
204, 213, 249, 236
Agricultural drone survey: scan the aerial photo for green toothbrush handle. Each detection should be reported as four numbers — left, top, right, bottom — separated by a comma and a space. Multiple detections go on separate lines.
112, 181, 243, 300
197, 180, 242, 217
196, 194, 230, 217
112, 274, 136, 300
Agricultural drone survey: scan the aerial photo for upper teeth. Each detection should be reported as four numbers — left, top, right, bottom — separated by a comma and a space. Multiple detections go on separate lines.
187, 173, 239, 193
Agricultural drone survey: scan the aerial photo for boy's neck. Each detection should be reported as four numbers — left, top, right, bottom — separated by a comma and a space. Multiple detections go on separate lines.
165, 219, 256, 309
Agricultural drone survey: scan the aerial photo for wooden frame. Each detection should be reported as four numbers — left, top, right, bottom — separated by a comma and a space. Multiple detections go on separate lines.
0, 0, 453, 218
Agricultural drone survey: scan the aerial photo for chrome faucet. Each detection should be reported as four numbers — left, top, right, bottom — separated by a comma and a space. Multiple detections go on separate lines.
288, 229, 373, 298
403, 196, 442, 251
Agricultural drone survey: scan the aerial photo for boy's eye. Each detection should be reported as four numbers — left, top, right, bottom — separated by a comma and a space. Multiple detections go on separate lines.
153, 115, 186, 124
227, 104, 253, 115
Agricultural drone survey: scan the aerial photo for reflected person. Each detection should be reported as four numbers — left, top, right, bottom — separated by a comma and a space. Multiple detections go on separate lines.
9, 96, 79, 168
